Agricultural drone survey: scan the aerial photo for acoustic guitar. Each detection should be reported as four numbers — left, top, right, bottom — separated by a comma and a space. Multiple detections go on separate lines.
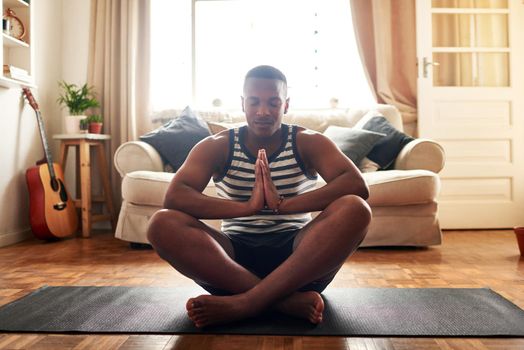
23, 87, 78, 240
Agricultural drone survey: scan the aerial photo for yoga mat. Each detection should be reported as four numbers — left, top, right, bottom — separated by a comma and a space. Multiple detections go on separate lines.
0, 286, 523, 337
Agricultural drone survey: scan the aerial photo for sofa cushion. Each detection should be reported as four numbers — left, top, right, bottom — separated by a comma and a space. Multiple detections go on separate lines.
140, 106, 212, 171
122, 171, 174, 207
323, 126, 386, 165
122, 171, 216, 207
355, 112, 414, 169
363, 170, 440, 206
314, 170, 439, 206
124, 169, 438, 209
282, 110, 361, 132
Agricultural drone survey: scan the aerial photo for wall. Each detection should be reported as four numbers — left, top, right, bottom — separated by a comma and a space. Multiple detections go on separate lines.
0, 0, 90, 247
57, 0, 91, 197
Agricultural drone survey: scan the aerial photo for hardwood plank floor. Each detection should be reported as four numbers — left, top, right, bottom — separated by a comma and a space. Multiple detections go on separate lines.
0, 230, 523, 350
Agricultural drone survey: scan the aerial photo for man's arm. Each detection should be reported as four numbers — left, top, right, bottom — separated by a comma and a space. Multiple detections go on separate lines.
163, 132, 265, 219
278, 129, 369, 214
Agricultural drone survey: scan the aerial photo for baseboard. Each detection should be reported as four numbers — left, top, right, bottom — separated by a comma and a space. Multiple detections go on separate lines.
0, 228, 31, 247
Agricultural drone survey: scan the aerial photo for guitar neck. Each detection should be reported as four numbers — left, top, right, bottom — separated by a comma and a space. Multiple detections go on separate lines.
22, 87, 57, 179
35, 110, 56, 179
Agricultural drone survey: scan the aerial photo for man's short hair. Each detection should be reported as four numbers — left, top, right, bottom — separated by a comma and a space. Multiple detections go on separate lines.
243, 65, 287, 91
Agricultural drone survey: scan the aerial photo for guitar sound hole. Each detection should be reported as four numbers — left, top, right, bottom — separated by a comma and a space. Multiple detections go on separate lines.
53, 202, 66, 211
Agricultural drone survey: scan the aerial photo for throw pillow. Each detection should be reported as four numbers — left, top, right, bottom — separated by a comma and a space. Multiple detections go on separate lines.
140, 106, 211, 171
323, 126, 386, 165
356, 114, 414, 169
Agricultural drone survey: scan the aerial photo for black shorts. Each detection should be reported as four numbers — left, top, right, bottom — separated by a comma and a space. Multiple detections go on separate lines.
198, 230, 335, 295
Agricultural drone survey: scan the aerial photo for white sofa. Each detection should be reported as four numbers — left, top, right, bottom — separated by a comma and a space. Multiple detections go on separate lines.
113, 104, 445, 247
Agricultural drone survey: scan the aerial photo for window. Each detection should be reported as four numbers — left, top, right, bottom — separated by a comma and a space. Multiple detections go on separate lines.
150, 0, 192, 112
150, 0, 374, 112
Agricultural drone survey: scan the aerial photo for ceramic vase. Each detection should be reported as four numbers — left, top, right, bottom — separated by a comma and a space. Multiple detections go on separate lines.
64, 115, 87, 134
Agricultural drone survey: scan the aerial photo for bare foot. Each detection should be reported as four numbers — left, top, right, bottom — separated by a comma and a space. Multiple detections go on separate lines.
275, 291, 324, 324
185, 294, 256, 328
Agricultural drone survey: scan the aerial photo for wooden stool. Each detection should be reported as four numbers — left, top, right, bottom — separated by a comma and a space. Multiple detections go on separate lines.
53, 134, 116, 238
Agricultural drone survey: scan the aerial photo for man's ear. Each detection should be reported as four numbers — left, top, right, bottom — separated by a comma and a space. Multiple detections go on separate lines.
284, 98, 290, 114
241, 96, 245, 113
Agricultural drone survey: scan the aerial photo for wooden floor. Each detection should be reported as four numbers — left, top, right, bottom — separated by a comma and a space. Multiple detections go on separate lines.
0, 230, 523, 350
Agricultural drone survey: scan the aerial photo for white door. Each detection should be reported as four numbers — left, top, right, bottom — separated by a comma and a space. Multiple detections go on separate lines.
416, 0, 524, 229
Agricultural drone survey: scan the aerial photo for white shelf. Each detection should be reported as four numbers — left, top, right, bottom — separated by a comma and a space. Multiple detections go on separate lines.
3, 0, 28, 8
1, 0, 33, 89
2, 33, 29, 48
0, 75, 35, 88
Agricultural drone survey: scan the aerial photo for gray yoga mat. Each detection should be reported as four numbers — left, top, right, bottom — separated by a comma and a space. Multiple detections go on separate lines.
0, 286, 523, 336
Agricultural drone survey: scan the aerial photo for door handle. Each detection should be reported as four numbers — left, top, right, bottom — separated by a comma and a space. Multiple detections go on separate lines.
423, 57, 440, 78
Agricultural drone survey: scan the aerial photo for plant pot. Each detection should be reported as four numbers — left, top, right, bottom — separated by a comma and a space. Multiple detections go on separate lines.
514, 226, 524, 257
88, 122, 103, 134
64, 115, 87, 134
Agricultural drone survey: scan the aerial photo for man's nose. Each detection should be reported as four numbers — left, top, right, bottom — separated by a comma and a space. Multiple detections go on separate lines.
256, 104, 270, 116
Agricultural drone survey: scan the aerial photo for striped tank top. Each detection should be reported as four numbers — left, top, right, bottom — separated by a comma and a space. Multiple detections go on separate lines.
214, 124, 318, 241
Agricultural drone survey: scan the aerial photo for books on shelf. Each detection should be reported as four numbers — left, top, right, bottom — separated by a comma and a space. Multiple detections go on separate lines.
3, 64, 32, 82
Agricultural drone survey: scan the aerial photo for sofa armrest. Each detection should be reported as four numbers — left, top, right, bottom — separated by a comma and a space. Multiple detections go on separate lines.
394, 139, 445, 173
114, 141, 165, 177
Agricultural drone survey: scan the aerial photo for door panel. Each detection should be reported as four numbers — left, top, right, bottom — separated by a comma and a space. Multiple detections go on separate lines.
416, 0, 524, 228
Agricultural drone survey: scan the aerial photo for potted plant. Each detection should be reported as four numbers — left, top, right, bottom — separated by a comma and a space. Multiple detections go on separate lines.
57, 81, 100, 134
79, 118, 89, 133
87, 114, 103, 134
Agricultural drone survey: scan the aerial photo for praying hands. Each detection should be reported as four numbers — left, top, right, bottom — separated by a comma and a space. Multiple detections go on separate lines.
250, 149, 283, 214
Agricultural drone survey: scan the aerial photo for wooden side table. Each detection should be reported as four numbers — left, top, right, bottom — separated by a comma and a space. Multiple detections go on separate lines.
53, 133, 116, 238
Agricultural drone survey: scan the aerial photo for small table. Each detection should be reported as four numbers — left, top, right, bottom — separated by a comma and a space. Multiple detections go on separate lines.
53, 133, 116, 238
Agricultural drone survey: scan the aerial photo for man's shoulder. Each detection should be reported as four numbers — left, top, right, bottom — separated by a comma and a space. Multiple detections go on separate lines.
202, 129, 230, 146
294, 126, 325, 142
294, 125, 335, 156
192, 130, 230, 156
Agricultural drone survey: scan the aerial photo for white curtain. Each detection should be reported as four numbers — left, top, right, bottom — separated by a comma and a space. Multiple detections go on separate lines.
350, 0, 418, 136
87, 0, 151, 206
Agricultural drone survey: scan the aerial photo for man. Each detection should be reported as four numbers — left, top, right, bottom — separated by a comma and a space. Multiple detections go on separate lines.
147, 65, 371, 328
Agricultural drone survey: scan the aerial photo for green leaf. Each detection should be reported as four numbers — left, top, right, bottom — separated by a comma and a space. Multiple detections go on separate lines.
56, 80, 100, 115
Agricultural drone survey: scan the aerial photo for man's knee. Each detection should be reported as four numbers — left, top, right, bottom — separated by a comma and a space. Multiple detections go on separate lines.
333, 194, 371, 218
146, 209, 188, 247
331, 195, 371, 238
